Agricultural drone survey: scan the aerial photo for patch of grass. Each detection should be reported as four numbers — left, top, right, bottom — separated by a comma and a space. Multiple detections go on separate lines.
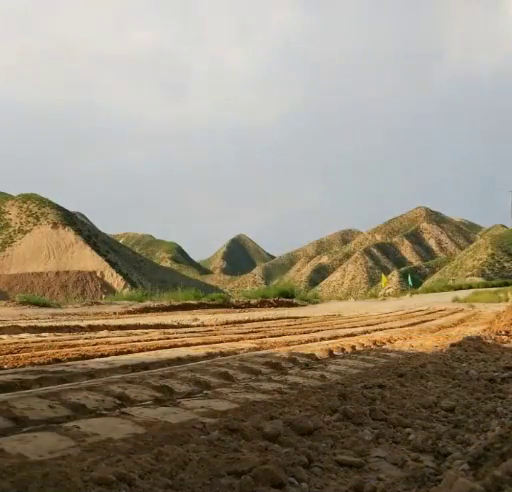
457, 288, 512, 304
104, 288, 231, 303
240, 282, 319, 303
15, 294, 61, 308
419, 278, 512, 294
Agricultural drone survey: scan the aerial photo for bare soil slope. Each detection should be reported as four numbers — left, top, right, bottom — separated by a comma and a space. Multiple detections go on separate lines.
113, 233, 210, 277
201, 234, 274, 276
423, 225, 512, 288
317, 207, 479, 298
0, 194, 219, 300
231, 229, 362, 291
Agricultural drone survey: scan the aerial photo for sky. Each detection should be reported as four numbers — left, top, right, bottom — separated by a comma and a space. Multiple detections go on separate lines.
2, 1, 512, 258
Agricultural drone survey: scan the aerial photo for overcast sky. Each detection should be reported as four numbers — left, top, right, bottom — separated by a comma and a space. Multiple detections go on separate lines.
2, 1, 512, 258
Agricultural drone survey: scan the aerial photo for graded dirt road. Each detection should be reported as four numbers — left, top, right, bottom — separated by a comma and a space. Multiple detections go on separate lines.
0, 296, 510, 492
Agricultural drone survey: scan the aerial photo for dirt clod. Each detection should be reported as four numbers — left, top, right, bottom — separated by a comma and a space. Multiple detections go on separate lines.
335, 455, 366, 468
288, 416, 322, 436
261, 419, 283, 442
250, 464, 288, 488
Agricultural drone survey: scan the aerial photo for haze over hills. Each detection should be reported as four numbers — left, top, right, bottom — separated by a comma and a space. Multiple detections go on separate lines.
0, 193, 219, 300
113, 232, 210, 277
200, 234, 275, 276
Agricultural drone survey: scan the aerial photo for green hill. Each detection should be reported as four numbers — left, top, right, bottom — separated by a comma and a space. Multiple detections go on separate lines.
113, 232, 210, 277
422, 226, 512, 288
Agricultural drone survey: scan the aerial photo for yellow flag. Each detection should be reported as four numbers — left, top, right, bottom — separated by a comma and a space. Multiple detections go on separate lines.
381, 273, 388, 288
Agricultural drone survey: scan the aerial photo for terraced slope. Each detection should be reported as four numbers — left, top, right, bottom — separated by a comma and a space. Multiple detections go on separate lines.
422, 226, 512, 287
316, 207, 479, 299
0, 193, 220, 300
113, 233, 210, 277
201, 234, 274, 276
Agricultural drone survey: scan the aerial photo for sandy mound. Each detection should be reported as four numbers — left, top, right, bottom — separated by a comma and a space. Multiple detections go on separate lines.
201, 234, 274, 276
0, 271, 114, 301
0, 194, 220, 300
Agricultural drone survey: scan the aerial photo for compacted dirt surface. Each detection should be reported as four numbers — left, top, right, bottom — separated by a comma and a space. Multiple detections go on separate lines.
0, 297, 510, 491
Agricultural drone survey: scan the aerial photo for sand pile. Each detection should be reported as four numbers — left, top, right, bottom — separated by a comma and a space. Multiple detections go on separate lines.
0, 194, 220, 300
0, 271, 114, 301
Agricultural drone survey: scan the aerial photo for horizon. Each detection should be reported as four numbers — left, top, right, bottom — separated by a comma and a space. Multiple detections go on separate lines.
2, 2, 512, 257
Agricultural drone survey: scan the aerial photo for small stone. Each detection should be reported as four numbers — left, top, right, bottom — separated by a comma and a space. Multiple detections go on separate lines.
387, 415, 410, 428
89, 473, 116, 486
450, 478, 485, 492
262, 419, 283, 442
289, 416, 322, 436
289, 477, 300, 487
113, 470, 137, 485
439, 400, 457, 413
250, 464, 287, 488
296, 455, 309, 468
291, 466, 308, 483
497, 459, 512, 477
369, 407, 387, 421
300, 483, 309, 492
226, 457, 261, 477
238, 475, 256, 492
335, 455, 366, 468
311, 466, 323, 476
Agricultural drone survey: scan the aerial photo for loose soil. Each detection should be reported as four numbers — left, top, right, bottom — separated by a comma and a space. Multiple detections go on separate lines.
0, 298, 510, 491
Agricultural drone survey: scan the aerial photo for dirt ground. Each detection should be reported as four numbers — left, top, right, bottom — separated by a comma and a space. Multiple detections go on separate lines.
0, 296, 510, 491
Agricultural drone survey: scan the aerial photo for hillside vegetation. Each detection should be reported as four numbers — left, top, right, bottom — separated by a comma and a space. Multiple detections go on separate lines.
113, 233, 210, 277
422, 226, 512, 289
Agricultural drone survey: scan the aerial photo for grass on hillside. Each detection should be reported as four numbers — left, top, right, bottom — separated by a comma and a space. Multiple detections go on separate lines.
419, 278, 512, 294
454, 288, 512, 303
15, 294, 61, 308
104, 288, 231, 303
240, 283, 320, 303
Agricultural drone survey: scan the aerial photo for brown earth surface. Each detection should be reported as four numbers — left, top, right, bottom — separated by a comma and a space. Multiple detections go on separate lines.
0, 298, 510, 491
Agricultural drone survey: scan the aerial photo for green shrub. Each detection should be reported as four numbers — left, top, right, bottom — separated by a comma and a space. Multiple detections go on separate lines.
203, 292, 231, 303
420, 278, 512, 294
15, 294, 61, 308
459, 288, 512, 303
240, 282, 319, 303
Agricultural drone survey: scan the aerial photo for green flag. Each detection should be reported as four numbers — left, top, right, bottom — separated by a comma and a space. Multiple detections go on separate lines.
408, 273, 413, 287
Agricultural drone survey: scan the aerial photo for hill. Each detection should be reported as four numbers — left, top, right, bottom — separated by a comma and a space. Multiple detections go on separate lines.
232, 229, 363, 291
315, 207, 479, 299
0, 193, 220, 300
421, 225, 512, 288
113, 232, 210, 277
201, 234, 274, 276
